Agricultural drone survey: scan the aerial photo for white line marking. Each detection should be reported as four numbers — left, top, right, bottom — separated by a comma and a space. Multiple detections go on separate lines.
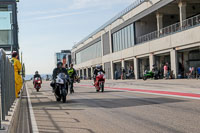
26, 83, 39, 133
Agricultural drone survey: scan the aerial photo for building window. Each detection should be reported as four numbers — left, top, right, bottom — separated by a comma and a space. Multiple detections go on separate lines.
76, 41, 102, 64
0, 4, 13, 45
112, 23, 135, 52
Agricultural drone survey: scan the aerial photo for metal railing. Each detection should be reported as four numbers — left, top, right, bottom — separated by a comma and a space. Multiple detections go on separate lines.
136, 14, 200, 44
0, 49, 16, 129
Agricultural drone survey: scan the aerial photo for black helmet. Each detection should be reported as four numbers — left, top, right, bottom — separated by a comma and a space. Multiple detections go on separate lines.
57, 62, 63, 68
35, 71, 39, 74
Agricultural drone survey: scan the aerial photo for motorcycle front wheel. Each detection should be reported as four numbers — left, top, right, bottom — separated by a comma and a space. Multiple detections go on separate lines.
100, 83, 104, 92
62, 89, 67, 103
143, 76, 147, 81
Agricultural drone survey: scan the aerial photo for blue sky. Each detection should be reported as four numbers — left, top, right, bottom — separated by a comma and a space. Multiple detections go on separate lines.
18, 0, 135, 74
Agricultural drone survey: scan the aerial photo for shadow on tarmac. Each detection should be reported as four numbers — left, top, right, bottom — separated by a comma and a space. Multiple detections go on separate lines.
31, 95, 186, 109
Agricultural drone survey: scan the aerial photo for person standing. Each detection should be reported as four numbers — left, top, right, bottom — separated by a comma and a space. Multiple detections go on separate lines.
68, 64, 76, 94
11, 52, 23, 98
197, 67, 200, 79
164, 63, 168, 79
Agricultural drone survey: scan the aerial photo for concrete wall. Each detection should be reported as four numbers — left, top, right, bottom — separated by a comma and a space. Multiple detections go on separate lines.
75, 25, 200, 70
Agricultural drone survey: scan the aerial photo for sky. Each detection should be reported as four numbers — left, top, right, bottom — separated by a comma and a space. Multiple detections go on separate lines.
18, 0, 135, 75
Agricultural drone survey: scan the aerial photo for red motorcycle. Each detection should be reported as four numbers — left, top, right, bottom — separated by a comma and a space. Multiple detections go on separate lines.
34, 77, 42, 92
94, 72, 105, 92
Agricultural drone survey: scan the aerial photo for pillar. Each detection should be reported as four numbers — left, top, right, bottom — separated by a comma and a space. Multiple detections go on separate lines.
78, 70, 80, 77
134, 57, 139, 80
149, 54, 155, 71
82, 69, 84, 79
170, 49, 178, 79
179, 1, 187, 28
156, 13, 163, 35
111, 61, 114, 80
122, 60, 125, 68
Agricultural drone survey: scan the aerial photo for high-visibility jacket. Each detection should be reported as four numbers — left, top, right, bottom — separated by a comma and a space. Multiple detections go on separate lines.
68, 68, 76, 78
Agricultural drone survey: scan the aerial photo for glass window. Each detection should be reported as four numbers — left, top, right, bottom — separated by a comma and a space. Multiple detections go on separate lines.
113, 34, 116, 52
0, 4, 13, 45
111, 23, 135, 52
130, 24, 134, 46
117, 32, 120, 52
124, 27, 128, 49
75, 40, 102, 64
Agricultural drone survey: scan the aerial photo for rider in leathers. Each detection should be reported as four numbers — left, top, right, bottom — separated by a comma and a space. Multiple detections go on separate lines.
33, 71, 42, 84
51, 62, 68, 92
93, 65, 105, 84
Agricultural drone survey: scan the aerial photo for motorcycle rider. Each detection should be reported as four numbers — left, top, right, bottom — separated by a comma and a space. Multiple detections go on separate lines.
51, 62, 68, 92
67, 64, 76, 94
93, 65, 105, 85
33, 71, 42, 84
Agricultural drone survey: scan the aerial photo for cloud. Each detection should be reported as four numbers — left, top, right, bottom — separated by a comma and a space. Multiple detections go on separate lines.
34, 10, 94, 20
20, 10, 94, 23
23, 8, 69, 16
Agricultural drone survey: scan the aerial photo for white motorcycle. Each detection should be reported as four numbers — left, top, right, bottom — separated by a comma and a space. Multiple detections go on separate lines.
54, 73, 68, 103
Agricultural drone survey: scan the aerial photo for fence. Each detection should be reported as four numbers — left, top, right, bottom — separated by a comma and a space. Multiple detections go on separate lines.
136, 14, 200, 44
0, 49, 16, 129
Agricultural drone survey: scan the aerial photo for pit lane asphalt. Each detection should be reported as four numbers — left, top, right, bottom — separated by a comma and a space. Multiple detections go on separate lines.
26, 81, 200, 133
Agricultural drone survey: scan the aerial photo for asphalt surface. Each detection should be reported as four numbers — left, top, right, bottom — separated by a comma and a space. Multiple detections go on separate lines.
26, 81, 200, 133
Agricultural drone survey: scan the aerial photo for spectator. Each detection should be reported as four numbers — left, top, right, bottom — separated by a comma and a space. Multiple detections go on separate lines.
164, 63, 169, 79
188, 67, 194, 79
197, 67, 200, 79
127, 66, 134, 79
114, 70, 118, 80
11, 52, 23, 98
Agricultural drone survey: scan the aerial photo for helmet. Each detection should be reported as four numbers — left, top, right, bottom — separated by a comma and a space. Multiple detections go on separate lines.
96, 65, 101, 69
57, 62, 63, 68
35, 71, 39, 74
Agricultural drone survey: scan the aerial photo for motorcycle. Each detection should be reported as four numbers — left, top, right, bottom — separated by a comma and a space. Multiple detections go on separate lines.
34, 77, 42, 92
94, 72, 105, 92
54, 73, 68, 103
143, 70, 159, 81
